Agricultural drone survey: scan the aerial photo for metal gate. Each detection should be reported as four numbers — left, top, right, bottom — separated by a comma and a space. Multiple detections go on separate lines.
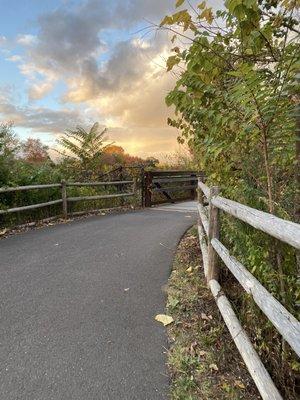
143, 170, 201, 207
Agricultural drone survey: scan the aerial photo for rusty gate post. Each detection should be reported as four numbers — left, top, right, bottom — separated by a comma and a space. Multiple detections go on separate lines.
191, 173, 197, 200
140, 167, 145, 207
144, 171, 153, 207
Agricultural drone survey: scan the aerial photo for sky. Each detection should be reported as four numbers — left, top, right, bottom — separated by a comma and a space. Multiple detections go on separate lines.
0, 0, 222, 159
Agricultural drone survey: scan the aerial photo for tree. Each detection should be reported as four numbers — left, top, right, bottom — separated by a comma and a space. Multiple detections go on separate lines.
161, 0, 299, 396
145, 157, 160, 168
101, 145, 147, 166
22, 138, 50, 164
0, 122, 19, 186
57, 123, 111, 178
162, 0, 299, 214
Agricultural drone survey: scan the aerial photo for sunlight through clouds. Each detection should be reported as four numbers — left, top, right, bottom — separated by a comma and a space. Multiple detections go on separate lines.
0, 0, 180, 158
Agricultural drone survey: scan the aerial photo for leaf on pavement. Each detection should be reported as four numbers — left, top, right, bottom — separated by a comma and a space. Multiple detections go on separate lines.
155, 314, 174, 326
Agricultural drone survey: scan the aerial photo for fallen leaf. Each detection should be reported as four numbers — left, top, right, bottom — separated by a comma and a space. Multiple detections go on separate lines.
198, 350, 207, 357
0, 228, 7, 236
201, 312, 209, 321
189, 341, 198, 357
186, 266, 193, 273
234, 380, 245, 389
201, 312, 213, 320
209, 363, 219, 371
155, 314, 174, 326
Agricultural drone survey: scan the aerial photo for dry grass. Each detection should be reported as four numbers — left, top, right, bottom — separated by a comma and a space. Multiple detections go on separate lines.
166, 227, 260, 400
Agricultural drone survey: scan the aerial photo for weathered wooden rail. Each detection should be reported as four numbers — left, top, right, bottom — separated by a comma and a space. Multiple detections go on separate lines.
197, 180, 300, 400
0, 179, 136, 220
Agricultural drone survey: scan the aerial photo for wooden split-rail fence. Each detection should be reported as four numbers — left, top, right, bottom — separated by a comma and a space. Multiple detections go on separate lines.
0, 169, 201, 224
197, 180, 300, 400
0, 179, 136, 220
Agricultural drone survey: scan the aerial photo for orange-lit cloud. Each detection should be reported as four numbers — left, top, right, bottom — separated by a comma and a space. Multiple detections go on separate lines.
1, 0, 183, 159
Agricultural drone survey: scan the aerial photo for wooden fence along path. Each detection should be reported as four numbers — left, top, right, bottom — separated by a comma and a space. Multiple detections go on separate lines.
197, 180, 300, 400
0, 170, 201, 223
0, 179, 136, 219
1, 173, 300, 399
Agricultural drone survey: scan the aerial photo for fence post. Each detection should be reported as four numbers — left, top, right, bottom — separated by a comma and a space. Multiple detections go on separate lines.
61, 180, 68, 219
197, 178, 204, 205
140, 167, 145, 207
207, 186, 220, 282
133, 177, 137, 195
144, 171, 152, 207
191, 173, 197, 200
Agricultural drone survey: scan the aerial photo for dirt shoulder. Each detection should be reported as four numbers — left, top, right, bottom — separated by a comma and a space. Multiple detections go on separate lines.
166, 227, 260, 400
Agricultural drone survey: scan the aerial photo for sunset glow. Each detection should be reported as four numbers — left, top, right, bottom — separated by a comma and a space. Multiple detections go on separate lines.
0, 0, 180, 159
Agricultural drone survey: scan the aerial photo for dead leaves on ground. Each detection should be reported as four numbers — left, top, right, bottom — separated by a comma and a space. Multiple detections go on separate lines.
201, 312, 213, 321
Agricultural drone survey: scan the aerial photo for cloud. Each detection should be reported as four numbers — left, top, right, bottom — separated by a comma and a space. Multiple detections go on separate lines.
0, 98, 83, 134
0, 36, 7, 47
16, 34, 37, 46
15, 0, 173, 101
25, 0, 172, 76
28, 81, 56, 101
6, 55, 22, 62
108, 126, 178, 158
4, 0, 181, 157
64, 34, 169, 102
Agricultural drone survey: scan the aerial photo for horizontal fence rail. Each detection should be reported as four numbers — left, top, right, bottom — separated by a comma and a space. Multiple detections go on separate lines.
209, 279, 282, 400
199, 181, 300, 250
152, 177, 198, 184
196, 179, 300, 400
212, 195, 300, 250
152, 185, 196, 193
0, 200, 63, 215
144, 170, 200, 207
0, 183, 62, 193
0, 179, 136, 221
211, 238, 300, 356
66, 180, 133, 187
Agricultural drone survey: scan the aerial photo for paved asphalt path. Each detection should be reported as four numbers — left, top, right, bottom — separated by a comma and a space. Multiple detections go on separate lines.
0, 208, 196, 400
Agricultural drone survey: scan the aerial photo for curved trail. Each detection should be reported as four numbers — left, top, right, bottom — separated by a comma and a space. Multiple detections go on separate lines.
0, 205, 197, 400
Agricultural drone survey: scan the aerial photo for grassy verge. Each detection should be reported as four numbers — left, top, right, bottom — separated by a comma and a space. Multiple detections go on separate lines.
166, 227, 260, 400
